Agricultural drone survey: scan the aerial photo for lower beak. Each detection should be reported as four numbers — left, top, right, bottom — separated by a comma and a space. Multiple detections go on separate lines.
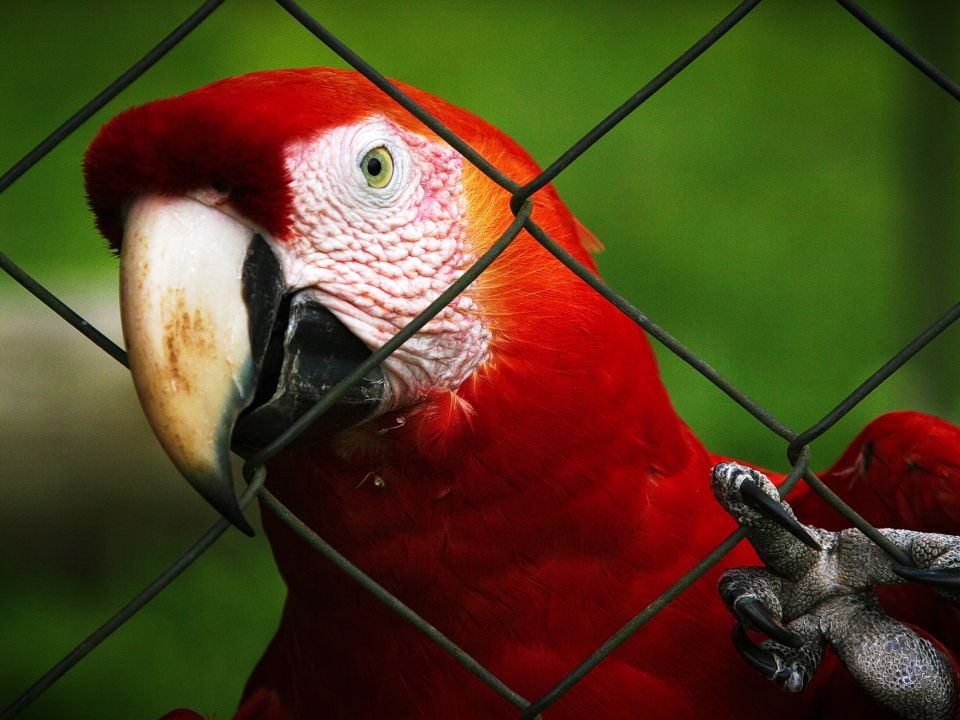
120, 194, 384, 534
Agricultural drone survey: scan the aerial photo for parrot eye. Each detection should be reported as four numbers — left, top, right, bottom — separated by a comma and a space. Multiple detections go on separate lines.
360, 146, 394, 189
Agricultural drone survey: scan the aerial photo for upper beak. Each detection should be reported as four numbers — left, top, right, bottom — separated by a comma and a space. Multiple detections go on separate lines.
120, 194, 385, 534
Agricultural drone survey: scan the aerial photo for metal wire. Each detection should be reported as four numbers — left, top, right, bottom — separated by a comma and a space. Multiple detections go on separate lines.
274, 0, 520, 193
258, 487, 540, 717
787, 302, 960, 464
525, 220, 796, 442
516, 448, 812, 719
0, 0, 227, 195
2, 1, 959, 718
0, 251, 127, 367
836, 0, 960, 102
243, 202, 532, 472
510, 0, 763, 213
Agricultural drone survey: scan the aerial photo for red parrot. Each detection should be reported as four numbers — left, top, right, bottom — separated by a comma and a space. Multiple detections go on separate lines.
82, 68, 960, 720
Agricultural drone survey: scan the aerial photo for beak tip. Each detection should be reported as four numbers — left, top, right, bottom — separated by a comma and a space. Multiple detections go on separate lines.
212, 493, 257, 537
228, 509, 257, 538
188, 468, 256, 537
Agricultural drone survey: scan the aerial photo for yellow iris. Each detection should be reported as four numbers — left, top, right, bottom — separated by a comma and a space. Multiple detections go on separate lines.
361, 146, 394, 188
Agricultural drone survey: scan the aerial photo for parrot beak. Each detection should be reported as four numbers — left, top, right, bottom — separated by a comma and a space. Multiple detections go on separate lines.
120, 194, 385, 535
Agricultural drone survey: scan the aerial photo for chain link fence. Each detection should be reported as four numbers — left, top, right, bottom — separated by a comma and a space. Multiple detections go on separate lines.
2, 0, 959, 717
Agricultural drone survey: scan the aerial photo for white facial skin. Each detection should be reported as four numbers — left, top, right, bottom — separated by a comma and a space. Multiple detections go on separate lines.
272, 117, 490, 412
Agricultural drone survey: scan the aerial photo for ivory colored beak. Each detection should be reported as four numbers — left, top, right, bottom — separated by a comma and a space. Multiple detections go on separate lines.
120, 194, 256, 535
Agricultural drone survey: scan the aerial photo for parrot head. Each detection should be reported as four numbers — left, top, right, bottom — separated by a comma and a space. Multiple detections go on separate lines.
84, 68, 611, 533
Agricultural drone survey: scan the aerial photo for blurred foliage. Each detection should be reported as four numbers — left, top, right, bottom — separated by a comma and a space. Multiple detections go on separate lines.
1, 1, 958, 718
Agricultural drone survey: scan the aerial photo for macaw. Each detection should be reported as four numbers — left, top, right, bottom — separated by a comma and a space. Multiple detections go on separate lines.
82, 68, 960, 720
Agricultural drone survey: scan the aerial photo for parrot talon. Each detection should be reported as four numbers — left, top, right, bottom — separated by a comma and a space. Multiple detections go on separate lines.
734, 596, 803, 648
732, 624, 778, 677
892, 565, 960, 589
731, 624, 795, 685
738, 478, 822, 551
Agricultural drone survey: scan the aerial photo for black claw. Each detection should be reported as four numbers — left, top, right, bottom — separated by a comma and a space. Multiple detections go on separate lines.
739, 479, 822, 551
732, 624, 780, 678
893, 565, 960, 589
735, 597, 804, 648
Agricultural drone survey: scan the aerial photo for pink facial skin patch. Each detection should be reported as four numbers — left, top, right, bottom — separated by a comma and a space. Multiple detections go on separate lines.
278, 118, 491, 411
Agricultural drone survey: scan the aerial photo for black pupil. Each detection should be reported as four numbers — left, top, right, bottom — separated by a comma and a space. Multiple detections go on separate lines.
367, 156, 382, 176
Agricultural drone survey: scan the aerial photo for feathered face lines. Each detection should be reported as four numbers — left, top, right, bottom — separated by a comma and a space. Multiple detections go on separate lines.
276, 116, 491, 410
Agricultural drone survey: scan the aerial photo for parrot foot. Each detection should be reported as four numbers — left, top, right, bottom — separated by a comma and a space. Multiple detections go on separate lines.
712, 462, 960, 720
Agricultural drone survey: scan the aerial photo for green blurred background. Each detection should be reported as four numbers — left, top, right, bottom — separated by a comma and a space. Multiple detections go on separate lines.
1, 1, 958, 717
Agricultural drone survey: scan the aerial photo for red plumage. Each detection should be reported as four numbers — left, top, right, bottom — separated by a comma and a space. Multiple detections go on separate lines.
84, 69, 960, 719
